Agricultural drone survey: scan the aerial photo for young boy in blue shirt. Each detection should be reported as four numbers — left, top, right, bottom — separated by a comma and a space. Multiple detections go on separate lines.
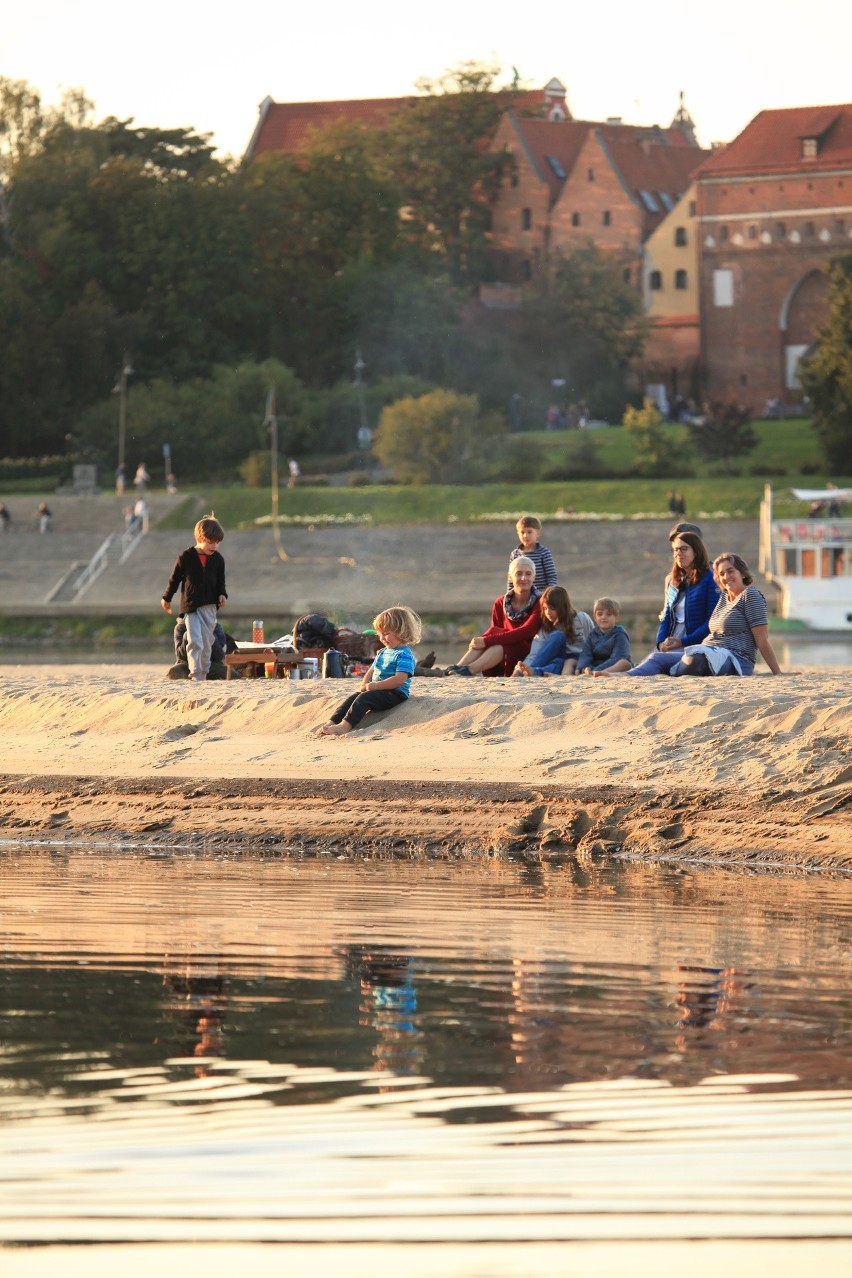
576, 597, 633, 674
318, 606, 421, 736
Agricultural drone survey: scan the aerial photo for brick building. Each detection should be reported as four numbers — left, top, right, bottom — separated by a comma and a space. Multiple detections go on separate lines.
488, 103, 707, 286
694, 104, 852, 409
639, 180, 702, 408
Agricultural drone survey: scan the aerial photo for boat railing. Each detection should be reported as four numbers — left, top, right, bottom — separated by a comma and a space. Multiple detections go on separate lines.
771, 517, 852, 546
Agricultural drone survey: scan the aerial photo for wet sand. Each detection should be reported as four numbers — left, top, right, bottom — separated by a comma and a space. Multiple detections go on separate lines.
0, 667, 849, 870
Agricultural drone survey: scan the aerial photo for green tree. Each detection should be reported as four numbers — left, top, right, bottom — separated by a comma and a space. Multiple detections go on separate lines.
76, 360, 311, 480
509, 245, 648, 415
688, 401, 757, 472
315, 373, 435, 456
345, 261, 467, 383
380, 62, 517, 282
241, 122, 403, 384
0, 84, 264, 451
373, 388, 506, 483
799, 252, 852, 473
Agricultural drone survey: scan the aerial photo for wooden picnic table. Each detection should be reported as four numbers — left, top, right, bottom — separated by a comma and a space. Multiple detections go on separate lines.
224, 645, 325, 679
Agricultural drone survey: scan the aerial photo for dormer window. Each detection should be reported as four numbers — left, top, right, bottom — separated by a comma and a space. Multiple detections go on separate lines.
802, 137, 819, 159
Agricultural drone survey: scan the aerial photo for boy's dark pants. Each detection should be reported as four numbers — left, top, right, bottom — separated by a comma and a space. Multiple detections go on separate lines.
331, 688, 407, 728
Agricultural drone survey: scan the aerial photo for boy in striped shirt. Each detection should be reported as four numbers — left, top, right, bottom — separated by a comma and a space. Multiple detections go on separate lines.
508, 515, 557, 591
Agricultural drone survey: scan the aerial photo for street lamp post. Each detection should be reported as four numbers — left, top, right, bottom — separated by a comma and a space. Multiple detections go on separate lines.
114, 354, 134, 471
354, 350, 372, 465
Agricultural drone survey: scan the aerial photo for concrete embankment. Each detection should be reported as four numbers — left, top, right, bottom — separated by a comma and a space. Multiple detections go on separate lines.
0, 491, 762, 622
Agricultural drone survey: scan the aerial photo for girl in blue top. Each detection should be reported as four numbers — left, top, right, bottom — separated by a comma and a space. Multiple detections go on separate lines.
513, 586, 593, 676
318, 606, 421, 736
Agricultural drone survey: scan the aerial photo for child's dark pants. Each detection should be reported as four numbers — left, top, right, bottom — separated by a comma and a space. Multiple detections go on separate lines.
331, 688, 407, 728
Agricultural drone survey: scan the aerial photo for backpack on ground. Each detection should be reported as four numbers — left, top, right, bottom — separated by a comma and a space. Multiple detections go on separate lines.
293, 613, 337, 651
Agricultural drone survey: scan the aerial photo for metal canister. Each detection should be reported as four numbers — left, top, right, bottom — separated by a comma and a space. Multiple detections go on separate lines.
252, 619, 264, 643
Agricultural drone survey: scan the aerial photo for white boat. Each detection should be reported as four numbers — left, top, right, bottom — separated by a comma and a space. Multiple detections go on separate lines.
759, 484, 852, 630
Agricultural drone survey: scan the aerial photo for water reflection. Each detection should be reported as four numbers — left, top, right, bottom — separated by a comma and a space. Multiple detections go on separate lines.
1, 849, 851, 1254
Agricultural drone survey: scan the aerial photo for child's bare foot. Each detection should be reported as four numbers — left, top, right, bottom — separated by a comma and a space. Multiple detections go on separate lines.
319, 721, 353, 736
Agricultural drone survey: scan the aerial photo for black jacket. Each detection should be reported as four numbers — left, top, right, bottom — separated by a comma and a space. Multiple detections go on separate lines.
162, 546, 226, 614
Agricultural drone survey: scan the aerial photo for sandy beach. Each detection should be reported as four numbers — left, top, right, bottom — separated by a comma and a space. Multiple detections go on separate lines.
0, 666, 849, 871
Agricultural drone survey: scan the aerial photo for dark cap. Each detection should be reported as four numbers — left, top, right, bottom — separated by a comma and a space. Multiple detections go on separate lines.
668, 521, 703, 541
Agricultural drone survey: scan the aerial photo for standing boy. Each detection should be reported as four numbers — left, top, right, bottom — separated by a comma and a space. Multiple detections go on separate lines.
508, 515, 558, 590
576, 597, 632, 674
161, 515, 227, 682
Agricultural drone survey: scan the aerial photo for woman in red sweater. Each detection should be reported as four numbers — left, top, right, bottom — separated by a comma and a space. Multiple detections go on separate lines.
446, 556, 541, 677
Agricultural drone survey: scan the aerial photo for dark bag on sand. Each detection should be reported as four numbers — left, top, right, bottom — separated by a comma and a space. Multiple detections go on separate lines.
321, 648, 344, 678
293, 613, 336, 651
333, 627, 381, 662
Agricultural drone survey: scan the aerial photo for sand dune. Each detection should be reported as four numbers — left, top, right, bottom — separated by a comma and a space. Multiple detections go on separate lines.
0, 667, 849, 870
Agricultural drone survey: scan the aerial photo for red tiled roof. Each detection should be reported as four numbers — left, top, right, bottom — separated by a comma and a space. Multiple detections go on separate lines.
509, 115, 707, 208
245, 87, 554, 159
508, 117, 593, 197
246, 97, 407, 156
695, 104, 852, 178
599, 131, 707, 203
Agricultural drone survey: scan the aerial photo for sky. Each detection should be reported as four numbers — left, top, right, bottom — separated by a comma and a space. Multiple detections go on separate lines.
5, 1, 852, 160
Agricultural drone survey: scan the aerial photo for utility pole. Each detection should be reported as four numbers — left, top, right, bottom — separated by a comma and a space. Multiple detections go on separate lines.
265, 385, 288, 561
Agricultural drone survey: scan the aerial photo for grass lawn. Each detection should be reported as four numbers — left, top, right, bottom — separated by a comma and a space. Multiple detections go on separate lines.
157, 418, 848, 530
527, 416, 827, 478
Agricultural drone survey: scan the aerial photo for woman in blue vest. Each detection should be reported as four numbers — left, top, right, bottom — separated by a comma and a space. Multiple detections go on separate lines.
628, 525, 720, 676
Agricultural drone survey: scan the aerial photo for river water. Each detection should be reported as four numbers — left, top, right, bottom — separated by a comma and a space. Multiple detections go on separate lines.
1, 849, 851, 1275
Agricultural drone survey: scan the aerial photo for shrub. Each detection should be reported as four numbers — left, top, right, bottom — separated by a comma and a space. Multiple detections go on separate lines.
622, 398, 687, 476
239, 451, 272, 487
0, 454, 71, 481
373, 389, 507, 484
485, 434, 546, 483
688, 401, 757, 470
749, 462, 787, 477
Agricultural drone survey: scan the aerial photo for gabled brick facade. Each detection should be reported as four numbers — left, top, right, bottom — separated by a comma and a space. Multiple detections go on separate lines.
488, 111, 707, 284
694, 104, 852, 409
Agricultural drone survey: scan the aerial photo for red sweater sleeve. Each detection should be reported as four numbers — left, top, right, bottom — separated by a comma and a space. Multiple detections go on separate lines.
482, 597, 541, 647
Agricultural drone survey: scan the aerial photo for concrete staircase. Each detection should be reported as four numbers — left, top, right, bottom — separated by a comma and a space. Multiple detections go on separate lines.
44, 527, 146, 604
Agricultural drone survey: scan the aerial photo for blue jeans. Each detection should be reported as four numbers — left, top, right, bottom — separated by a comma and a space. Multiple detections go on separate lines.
627, 650, 681, 676
628, 648, 745, 677
331, 688, 407, 728
526, 631, 568, 674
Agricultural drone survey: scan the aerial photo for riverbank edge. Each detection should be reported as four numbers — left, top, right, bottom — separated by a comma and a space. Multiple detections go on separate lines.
1, 774, 849, 876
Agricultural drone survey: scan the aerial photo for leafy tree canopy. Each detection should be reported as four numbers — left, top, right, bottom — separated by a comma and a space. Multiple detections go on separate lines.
379, 62, 518, 282
799, 252, 852, 474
